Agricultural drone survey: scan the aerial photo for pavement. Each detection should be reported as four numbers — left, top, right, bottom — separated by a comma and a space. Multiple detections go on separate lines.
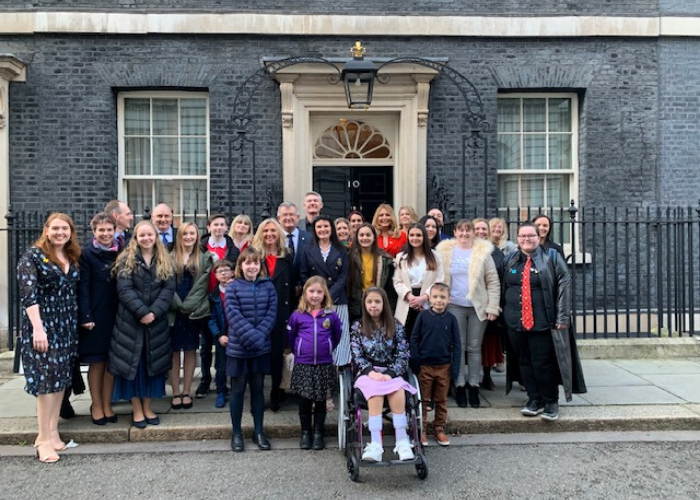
1, 340, 700, 447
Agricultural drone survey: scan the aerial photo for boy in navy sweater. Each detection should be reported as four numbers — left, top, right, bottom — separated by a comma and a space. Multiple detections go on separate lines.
410, 282, 461, 446
208, 259, 234, 408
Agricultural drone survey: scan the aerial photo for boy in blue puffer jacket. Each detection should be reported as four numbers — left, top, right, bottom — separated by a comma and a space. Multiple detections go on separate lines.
287, 276, 342, 450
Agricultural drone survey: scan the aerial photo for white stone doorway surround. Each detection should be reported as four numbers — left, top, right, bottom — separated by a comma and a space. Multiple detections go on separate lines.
271, 61, 440, 216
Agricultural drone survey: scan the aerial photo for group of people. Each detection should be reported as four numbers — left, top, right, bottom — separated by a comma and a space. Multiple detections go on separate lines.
18, 190, 585, 464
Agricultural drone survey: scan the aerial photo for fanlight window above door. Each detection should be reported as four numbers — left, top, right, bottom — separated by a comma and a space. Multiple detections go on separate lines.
314, 120, 392, 159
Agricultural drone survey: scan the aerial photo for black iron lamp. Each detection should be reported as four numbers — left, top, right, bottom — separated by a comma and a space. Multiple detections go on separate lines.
341, 41, 377, 109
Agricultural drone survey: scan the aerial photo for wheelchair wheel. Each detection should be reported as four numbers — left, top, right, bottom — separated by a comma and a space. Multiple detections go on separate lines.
347, 455, 360, 482
409, 372, 423, 436
415, 454, 429, 480
337, 371, 347, 452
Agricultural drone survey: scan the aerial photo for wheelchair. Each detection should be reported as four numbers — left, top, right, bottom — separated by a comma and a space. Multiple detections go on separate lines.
337, 365, 428, 482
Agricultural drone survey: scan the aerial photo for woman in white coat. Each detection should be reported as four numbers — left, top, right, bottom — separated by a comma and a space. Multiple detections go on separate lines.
436, 219, 500, 408
393, 223, 444, 339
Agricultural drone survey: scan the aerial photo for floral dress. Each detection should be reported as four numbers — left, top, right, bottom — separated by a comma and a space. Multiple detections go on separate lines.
18, 247, 79, 396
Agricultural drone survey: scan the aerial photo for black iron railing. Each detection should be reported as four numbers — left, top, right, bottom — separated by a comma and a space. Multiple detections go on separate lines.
4, 202, 700, 355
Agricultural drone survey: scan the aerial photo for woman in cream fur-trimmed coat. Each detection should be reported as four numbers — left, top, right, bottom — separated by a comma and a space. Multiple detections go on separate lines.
435, 219, 501, 408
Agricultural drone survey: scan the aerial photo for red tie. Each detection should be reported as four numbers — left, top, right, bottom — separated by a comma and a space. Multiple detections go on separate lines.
522, 256, 534, 331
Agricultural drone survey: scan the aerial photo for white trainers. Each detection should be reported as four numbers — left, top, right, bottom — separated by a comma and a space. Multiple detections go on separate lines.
361, 441, 383, 462
393, 439, 415, 461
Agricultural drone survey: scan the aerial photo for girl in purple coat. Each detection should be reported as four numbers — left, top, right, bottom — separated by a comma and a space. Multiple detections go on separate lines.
225, 248, 277, 452
287, 276, 342, 450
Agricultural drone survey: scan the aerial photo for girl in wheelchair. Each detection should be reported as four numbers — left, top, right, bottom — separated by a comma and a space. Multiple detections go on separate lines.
349, 287, 417, 462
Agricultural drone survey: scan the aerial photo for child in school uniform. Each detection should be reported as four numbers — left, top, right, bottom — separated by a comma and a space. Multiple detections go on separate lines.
287, 276, 342, 450
207, 259, 234, 408
410, 282, 461, 447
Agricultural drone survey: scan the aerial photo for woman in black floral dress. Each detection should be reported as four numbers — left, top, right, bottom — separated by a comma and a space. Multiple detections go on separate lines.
18, 212, 81, 463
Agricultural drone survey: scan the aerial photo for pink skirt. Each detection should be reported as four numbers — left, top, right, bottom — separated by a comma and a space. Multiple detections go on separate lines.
354, 374, 418, 400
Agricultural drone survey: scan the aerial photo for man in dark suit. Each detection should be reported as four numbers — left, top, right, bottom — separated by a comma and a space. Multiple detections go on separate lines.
104, 199, 134, 250
298, 191, 323, 233
152, 203, 177, 251
278, 201, 311, 306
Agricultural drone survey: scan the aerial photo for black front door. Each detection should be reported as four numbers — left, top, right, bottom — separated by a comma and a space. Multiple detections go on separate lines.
313, 167, 393, 221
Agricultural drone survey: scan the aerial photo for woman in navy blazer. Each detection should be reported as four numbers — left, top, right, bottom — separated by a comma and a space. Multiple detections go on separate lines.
252, 218, 294, 412
300, 215, 351, 366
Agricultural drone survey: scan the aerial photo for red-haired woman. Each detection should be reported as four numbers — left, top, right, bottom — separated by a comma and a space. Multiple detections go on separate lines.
18, 212, 81, 463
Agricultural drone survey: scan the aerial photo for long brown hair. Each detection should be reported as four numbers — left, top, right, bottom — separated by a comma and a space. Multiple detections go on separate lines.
233, 247, 267, 280
360, 286, 396, 340
35, 212, 81, 267
172, 222, 202, 278
403, 223, 438, 271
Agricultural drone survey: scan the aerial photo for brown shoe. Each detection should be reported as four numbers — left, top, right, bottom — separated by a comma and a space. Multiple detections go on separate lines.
434, 428, 450, 447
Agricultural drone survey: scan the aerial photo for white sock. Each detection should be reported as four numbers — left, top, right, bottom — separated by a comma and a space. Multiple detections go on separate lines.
393, 413, 408, 443
368, 415, 383, 445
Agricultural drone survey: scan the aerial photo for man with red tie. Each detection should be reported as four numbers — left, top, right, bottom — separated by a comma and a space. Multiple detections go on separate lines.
501, 222, 585, 421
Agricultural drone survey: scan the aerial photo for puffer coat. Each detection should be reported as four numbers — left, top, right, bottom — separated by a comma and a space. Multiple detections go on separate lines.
108, 254, 175, 380
224, 277, 278, 358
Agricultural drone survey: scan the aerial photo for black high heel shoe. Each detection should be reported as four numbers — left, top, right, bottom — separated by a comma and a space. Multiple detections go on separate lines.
90, 405, 107, 426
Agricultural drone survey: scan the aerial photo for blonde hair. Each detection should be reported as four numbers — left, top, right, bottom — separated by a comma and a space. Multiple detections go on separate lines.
488, 217, 511, 248
113, 220, 174, 281
398, 206, 419, 230
372, 203, 401, 238
297, 276, 334, 313
172, 222, 202, 278
228, 214, 253, 245
252, 218, 288, 258
472, 218, 490, 239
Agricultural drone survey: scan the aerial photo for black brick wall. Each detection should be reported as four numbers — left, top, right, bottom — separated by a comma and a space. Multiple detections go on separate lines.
0, 1, 660, 16
0, 33, 681, 217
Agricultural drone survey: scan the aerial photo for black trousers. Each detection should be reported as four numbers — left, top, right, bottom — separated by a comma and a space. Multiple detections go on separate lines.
507, 327, 559, 404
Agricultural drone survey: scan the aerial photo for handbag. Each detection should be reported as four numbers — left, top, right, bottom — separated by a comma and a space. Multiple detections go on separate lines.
279, 352, 295, 390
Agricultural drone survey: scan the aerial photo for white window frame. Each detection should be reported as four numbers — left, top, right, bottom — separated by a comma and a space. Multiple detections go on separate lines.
497, 92, 580, 255
117, 90, 210, 225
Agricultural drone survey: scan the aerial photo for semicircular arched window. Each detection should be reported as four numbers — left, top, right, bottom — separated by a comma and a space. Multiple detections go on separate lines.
314, 120, 392, 159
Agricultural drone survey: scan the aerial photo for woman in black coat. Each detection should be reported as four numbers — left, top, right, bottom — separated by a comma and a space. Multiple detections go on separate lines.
108, 220, 175, 428
78, 212, 120, 425
300, 215, 350, 366
253, 218, 294, 412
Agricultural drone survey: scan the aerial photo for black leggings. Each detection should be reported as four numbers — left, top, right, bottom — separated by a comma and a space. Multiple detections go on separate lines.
229, 372, 265, 435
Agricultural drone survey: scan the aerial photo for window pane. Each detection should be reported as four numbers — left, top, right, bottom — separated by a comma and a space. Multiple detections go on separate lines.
546, 174, 570, 208
548, 98, 572, 132
523, 134, 546, 170
549, 134, 572, 171
181, 99, 207, 136
497, 135, 520, 170
521, 175, 544, 207
153, 99, 178, 136
523, 98, 546, 132
153, 137, 178, 175
498, 176, 520, 207
124, 137, 151, 175
124, 98, 150, 136
125, 180, 153, 217
183, 179, 208, 225
155, 180, 180, 215
181, 138, 207, 175
497, 98, 520, 132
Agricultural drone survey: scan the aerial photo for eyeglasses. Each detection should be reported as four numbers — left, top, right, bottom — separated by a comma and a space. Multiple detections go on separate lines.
215, 269, 233, 274
517, 235, 539, 240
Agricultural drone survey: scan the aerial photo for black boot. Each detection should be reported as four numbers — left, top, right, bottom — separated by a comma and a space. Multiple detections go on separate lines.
480, 367, 496, 391
300, 411, 313, 450
455, 386, 468, 408
312, 410, 326, 450
468, 385, 480, 408
270, 389, 281, 413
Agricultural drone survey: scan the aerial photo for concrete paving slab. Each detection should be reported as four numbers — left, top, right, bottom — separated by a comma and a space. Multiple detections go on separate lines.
641, 374, 700, 403
611, 358, 700, 375
578, 359, 652, 387
579, 386, 685, 405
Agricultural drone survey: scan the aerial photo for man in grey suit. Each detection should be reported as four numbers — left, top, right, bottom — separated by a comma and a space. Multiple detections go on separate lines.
278, 201, 311, 306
